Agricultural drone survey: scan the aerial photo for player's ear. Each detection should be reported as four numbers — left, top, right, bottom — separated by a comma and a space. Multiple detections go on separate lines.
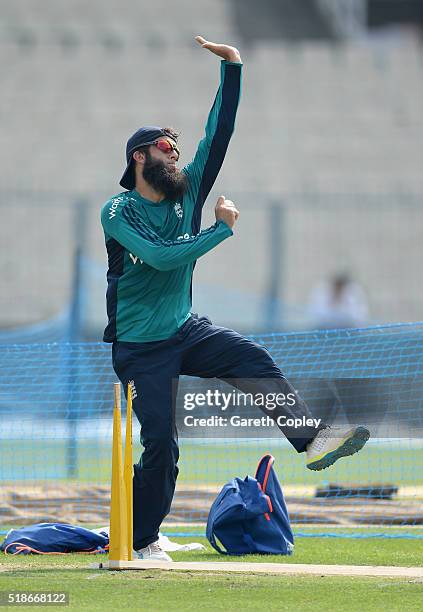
133, 150, 146, 164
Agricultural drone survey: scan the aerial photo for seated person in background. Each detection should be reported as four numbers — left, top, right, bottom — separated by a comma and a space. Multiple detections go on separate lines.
307, 273, 372, 434
308, 272, 369, 330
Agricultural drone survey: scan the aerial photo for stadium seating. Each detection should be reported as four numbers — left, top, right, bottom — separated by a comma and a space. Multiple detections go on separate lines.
0, 0, 422, 330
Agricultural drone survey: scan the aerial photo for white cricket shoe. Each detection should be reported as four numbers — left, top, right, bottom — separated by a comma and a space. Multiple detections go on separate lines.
134, 540, 173, 562
306, 425, 370, 471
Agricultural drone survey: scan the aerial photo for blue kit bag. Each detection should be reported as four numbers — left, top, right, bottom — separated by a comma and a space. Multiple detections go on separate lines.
206, 455, 294, 555
0, 523, 109, 555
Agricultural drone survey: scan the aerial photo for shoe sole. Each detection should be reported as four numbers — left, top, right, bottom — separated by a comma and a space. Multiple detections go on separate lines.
134, 555, 173, 562
306, 426, 370, 471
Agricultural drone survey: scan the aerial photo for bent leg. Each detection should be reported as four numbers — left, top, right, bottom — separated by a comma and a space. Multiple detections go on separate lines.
181, 319, 323, 452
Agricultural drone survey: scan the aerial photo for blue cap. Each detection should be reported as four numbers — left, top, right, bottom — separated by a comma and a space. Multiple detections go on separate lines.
119, 126, 166, 189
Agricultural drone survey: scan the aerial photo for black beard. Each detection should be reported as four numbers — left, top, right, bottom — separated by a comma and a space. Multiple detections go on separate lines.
142, 151, 188, 201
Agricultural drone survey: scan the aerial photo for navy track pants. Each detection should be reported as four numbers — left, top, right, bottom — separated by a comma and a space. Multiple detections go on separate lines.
112, 314, 319, 550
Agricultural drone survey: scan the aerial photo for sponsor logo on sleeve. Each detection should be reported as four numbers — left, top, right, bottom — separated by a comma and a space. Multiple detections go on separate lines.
109, 196, 125, 219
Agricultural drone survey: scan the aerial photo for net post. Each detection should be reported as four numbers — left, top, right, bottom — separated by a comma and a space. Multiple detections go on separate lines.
264, 202, 284, 329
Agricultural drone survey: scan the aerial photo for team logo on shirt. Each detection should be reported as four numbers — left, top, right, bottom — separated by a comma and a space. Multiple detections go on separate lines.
174, 203, 183, 219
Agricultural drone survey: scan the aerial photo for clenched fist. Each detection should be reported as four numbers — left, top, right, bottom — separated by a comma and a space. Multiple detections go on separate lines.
215, 195, 240, 229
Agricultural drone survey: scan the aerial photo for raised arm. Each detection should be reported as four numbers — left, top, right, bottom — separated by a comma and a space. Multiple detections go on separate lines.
183, 36, 242, 231
101, 197, 238, 272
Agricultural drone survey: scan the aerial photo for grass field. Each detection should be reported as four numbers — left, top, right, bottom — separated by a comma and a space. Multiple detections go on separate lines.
2, 436, 422, 609
1, 533, 423, 611
2, 439, 422, 538
2, 440, 422, 487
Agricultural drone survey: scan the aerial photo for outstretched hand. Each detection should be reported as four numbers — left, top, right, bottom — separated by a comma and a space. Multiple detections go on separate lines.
195, 35, 242, 63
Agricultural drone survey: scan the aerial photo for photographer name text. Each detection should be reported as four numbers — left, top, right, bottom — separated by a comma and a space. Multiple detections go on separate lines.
183, 415, 321, 428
